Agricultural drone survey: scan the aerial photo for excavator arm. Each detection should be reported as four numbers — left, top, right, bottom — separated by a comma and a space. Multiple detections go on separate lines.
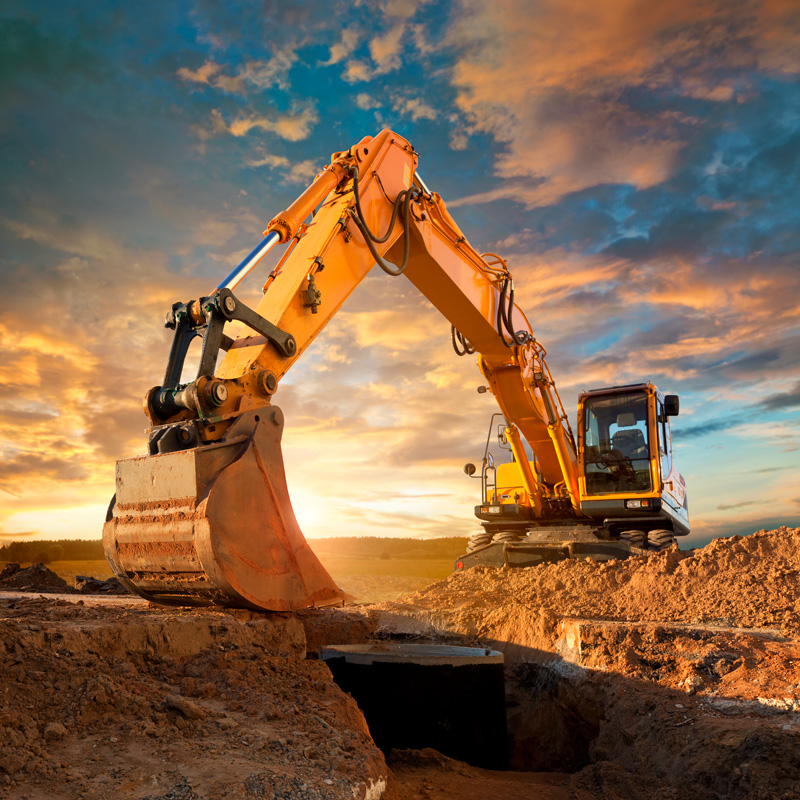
103, 130, 579, 611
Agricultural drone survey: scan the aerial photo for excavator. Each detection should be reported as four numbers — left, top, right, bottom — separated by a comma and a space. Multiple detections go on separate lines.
103, 129, 690, 612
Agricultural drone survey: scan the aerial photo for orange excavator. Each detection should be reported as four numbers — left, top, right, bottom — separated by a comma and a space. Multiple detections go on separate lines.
103, 129, 689, 611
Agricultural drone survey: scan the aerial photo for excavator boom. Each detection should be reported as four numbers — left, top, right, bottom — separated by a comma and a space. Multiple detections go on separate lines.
103, 130, 584, 610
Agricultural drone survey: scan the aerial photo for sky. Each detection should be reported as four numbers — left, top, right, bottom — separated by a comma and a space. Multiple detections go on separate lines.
0, 0, 798, 549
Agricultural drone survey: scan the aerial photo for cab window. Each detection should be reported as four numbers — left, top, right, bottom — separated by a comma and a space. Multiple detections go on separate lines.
582, 392, 652, 495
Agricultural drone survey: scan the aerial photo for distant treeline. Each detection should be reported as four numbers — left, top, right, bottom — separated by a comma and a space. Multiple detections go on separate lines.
0, 539, 104, 565
310, 536, 469, 560
0, 536, 469, 565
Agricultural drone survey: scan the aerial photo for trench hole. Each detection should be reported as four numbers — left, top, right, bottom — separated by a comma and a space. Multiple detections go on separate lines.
506, 660, 602, 773
318, 642, 603, 775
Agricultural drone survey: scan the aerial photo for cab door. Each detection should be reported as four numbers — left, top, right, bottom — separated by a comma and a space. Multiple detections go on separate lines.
657, 397, 684, 511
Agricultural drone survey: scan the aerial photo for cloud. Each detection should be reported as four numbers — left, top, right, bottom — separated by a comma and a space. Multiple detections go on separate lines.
380, 0, 430, 19
392, 95, 437, 121
410, 23, 435, 55
343, 60, 373, 83
244, 151, 319, 184
0, 530, 39, 540
369, 23, 406, 74
445, 0, 800, 207
716, 499, 763, 511
199, 107, 318, 142
176, 60, 223, 86
177, 45, 298, 94
0, 452, 89, 495
757, 381, 800, 410
287, 159, 321, 184
245, 152, 291, 169
356, 93, 380, 110
323, 27, 361, 66
338, 10, 422, 83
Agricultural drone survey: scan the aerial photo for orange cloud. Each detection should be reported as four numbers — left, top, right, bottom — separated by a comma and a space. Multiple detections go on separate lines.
446, 0, 800, 206
196, 107, 318, 142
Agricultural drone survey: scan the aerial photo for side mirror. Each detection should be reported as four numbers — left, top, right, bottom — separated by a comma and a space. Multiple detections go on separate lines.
463, 463, 477, 476
664, 395, 679, 416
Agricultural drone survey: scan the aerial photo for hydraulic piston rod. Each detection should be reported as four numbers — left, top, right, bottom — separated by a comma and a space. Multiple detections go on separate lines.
217, 230, 282, 291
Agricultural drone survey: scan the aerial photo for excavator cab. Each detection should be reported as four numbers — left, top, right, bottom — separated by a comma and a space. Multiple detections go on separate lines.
577, 382, 689, 538
581, 390, 653, 495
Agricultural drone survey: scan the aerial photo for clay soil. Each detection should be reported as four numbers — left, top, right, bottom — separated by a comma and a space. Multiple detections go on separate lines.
1, 527, 800, 799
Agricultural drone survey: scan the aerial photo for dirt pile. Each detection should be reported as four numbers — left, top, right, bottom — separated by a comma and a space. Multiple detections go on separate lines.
0, 597, 395, 800
387, 748, 569, 800
0, 563, 74, 593
0, 563, 129, 596
73, 574, 128, 594
390, 527, 800, 648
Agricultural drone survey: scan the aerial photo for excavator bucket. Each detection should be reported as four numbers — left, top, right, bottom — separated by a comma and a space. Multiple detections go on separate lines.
103, 407, 345, 611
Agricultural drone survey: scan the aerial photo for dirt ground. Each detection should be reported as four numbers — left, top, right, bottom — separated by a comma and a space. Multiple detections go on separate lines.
1, 527, 800, 799
0, 597, 393, 800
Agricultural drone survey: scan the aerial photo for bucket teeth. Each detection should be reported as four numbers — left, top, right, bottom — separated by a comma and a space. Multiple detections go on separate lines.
103, 407, 344, 611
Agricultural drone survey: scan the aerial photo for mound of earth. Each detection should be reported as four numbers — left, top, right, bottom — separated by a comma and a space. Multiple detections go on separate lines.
0, 598, 395, 799
361, 527, 800, 800
0, 564, 129, 597
74, 574, 129, 595
0, 563, 75, 594
389, 527, 800, 646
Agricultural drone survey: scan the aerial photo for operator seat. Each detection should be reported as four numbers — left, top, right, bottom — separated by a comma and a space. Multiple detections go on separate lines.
611, 413, 646, 458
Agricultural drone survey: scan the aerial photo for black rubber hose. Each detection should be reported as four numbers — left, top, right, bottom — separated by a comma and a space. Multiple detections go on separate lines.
451, 325, 475, 356
350, 168, 420, 277
352, 167, 408, 244
497, 277, 529, 347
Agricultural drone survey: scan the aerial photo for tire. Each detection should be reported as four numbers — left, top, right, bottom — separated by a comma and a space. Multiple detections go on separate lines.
619, 529, 645, 549
466, 530, 495, 553
647, 529, 675, 552
492, 530, 525, 544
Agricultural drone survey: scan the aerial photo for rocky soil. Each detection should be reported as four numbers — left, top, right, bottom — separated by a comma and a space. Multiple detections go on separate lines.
0, 563, 126, 595
390, 526, 800, 644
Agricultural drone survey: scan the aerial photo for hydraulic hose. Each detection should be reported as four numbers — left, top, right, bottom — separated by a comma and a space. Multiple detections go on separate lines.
349, 167, 421, 277
497, 276, 530, 347
451, 325, 476, 356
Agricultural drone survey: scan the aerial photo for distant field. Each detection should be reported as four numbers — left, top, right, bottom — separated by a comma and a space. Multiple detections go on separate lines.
315, 554, 456, 581
2, 545, 462, 603
52, 560, 114, 582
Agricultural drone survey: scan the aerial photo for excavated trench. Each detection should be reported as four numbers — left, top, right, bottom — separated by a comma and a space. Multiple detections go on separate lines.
315, 637, 603, 775
313, 622, 800, 798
